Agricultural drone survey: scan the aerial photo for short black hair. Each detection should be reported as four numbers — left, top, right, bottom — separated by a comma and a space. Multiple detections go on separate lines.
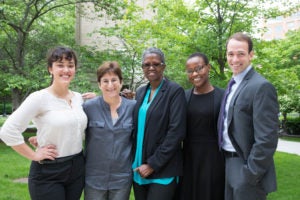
187, 52, 209, 65
47, 46, 78, 68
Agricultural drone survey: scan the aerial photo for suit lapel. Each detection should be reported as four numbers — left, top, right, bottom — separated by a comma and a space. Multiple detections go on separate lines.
136, 79, 167, 123
134, 85, 148, 124
185, 88, 193, 104
136, 86, 148, 107
227, 68, 255, 126
146, 79, 166, 118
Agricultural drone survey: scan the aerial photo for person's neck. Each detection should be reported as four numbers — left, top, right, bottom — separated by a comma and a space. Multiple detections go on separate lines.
193, 83, 214, 94
149, 78, 163, 90
48, 84, 70, 98
103, 95, 122, 109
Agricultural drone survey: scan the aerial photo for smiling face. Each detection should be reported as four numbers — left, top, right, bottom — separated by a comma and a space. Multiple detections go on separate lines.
48, 56, 76, 86
186, 56, 210, 90
98, 72, 122, 98
142, 53, 165, 83
226, 38, 254, 76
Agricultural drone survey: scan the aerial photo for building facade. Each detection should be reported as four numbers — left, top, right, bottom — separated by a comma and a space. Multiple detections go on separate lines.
75, 1, 153, 50
261, 11, 300, 40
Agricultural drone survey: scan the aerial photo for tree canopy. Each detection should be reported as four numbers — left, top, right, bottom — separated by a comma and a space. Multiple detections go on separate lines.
0, 0, 299, 117
0, 0, 126, 110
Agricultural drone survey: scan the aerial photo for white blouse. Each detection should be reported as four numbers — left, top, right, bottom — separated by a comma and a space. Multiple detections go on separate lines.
0, 89, 87, 157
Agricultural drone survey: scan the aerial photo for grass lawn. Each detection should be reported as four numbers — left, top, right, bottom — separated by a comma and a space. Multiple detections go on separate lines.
0, 116, 7, 126
0, 143, 31, 200
268, 151, 300, 200
1, 141, 300, 200
1, 115, 299, 200
0, 141, 135, 200
280, 136, 300, 142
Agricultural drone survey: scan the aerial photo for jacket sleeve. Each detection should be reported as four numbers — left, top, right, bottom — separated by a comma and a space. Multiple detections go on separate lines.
244, 82, 279, 185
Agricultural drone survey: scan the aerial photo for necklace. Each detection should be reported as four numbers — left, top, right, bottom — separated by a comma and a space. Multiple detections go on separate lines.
48, 87, 73, 106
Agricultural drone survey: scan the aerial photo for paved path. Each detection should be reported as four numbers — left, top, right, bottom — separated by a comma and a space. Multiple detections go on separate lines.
277, 139, 300, 156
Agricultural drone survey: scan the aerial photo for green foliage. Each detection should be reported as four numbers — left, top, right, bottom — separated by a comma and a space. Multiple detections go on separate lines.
285, 117, 300, 135
278, 94, 300, 115
0, 103, 12, 116
149, 0, 263, 81
0, 0, 128, 109
74, 46, 146, 92
97, 0, 298, 90
255, 30, 300, 116
0, 1, 78, 109
1, 0, 299, 117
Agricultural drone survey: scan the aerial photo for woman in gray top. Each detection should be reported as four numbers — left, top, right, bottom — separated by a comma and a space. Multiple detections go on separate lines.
83, 61, 136, 200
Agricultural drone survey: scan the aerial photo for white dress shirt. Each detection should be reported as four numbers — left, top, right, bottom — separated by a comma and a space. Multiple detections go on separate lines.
222, 66, 252, 152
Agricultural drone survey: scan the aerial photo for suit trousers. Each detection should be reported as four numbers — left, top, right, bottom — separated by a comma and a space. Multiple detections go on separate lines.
28, 152, 85, 200
224, 156, 266, 200
133, 179, 177, 200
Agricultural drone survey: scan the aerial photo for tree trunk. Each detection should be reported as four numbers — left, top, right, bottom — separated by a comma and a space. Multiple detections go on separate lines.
11, 88, 23, 112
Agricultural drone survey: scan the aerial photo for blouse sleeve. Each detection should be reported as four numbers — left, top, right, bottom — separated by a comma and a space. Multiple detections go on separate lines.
0, 91, 42, 146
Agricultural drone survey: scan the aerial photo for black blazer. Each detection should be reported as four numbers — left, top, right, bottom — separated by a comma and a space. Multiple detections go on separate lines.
132, 78, 186, 178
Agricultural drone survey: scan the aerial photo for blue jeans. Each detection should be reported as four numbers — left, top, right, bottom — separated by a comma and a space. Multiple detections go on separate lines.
84, 184, 132, 200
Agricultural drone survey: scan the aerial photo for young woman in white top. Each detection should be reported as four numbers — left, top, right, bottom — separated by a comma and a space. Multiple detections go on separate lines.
0, 46, 87, 200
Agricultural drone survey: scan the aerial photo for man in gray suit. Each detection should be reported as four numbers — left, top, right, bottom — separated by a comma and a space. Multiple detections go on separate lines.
218, 32, 279, 200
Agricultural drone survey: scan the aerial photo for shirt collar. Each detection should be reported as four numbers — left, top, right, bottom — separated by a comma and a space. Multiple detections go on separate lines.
232, 65, 252, 84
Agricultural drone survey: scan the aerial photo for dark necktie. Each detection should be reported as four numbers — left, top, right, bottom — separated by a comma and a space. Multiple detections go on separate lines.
218, 78, 236, 147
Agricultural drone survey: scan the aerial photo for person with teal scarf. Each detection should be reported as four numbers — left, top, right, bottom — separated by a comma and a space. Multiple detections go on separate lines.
132, 47, 186, 200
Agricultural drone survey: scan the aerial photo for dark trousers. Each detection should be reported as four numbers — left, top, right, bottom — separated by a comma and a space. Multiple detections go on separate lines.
28, 153, 85, 200
133, 179, 177, 200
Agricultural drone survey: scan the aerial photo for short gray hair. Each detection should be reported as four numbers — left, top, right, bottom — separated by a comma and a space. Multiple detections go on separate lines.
142, 47, 165, 64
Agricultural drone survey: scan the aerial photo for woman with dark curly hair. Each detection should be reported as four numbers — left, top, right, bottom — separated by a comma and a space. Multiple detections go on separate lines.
0, 46, 87, 200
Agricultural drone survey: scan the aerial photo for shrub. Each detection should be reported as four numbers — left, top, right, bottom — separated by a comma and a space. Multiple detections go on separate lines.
286, 117, 300, 135
0, 103, 12, 115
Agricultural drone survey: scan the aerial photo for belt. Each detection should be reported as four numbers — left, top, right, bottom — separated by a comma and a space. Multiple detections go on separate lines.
38, 151, 82, 164
223, 150, 239, 158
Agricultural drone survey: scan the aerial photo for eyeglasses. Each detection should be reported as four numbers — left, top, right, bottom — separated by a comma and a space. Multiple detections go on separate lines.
186, 65, 205, 75
142, 63, 165, 69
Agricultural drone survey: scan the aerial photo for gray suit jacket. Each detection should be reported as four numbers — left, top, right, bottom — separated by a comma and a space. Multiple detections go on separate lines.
223, 68, 279, 193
